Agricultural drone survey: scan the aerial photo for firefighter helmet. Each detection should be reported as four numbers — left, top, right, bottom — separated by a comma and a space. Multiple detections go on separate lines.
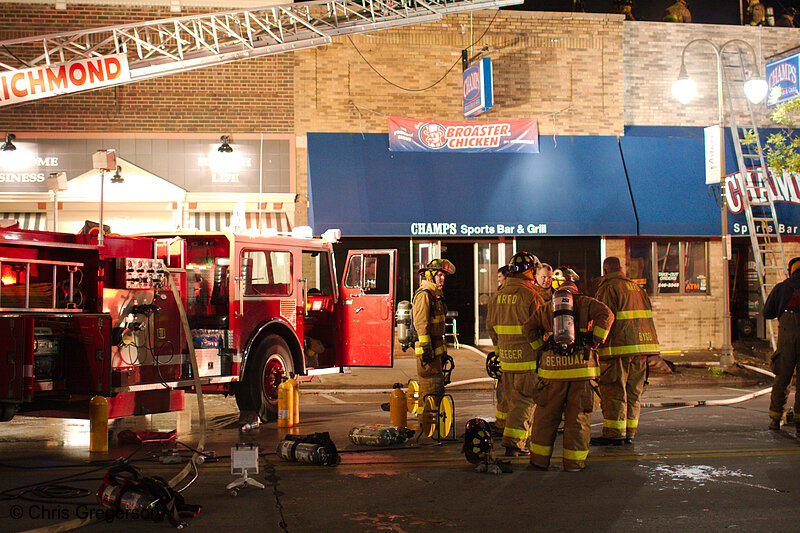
463, 418, 494, 464
552, 266, 580, 289
508, 252, 540, 274
419, 258, 456, 281
485, 351, 502, 380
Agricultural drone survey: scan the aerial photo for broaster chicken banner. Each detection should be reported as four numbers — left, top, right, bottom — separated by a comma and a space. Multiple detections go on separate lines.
0, 53, 130, 107
388, 116, 539, 153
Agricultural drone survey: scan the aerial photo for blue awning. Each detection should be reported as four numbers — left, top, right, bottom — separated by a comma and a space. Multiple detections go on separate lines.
619, 135, 720, 236
307, 133, 637, 237
622, 127, 800, 237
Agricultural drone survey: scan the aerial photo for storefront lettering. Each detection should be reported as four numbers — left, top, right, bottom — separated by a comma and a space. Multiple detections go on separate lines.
410, 222, 547, 236
212, 173, 239, 183
657, 271, 679, 289
733, 222, 799, 235
0, 173, 45, 182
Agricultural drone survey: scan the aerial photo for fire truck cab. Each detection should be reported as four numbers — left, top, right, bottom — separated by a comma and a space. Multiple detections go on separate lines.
0, 226, 396, 422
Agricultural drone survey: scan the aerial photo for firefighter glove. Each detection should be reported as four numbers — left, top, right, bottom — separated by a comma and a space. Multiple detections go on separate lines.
420, 346, 435, 366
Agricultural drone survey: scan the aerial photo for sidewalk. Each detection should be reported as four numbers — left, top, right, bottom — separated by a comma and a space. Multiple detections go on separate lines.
308, 341, 774, 392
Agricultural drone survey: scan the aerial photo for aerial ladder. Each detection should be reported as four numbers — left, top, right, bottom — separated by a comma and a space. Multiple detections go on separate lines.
0, 0, 520, 105
722, 45, 787, 350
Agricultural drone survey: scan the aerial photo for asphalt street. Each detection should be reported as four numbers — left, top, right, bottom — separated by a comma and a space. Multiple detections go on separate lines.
0, 383, 798, 533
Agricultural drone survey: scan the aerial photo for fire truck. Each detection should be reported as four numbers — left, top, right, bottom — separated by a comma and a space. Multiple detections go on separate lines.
0, 226, 397, 422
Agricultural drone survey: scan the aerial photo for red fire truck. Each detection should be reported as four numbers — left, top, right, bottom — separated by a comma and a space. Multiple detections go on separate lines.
0, 226, 396, 422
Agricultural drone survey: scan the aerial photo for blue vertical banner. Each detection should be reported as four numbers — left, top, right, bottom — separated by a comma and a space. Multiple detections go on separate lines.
463, 57, 493, 117
766, 51, 800, 107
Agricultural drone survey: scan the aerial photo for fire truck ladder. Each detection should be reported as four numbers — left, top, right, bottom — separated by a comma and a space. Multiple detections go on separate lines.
0, 0, 520, 87
722, 46, 786, 349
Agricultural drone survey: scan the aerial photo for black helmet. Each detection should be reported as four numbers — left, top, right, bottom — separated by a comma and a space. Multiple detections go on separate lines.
485, 351, 502, 380
508, 252, 540, 274
463, 418, 494, 464
552, 266, 580, 289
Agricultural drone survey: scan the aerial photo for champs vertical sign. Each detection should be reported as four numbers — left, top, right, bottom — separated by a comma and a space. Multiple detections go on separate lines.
0, 54, 130, 107
463, 57, 493, 118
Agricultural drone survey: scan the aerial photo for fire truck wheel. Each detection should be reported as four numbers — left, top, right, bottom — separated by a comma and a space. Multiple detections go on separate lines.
0, 402, 17, 422
239, 334, 294, 422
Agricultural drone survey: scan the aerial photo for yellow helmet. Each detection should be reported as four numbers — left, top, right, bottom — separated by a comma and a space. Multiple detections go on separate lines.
419, 258, 456, 280
552, 266, 580, 289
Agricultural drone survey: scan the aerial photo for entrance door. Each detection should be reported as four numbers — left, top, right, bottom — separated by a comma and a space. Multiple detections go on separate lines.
476, 241, 514, 345
338, 249, 397, 367
412, 241, 440, 293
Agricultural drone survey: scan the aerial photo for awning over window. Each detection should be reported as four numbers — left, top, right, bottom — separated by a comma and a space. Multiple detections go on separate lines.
190, 212, 291, 232
619, 135, 720, 236
0, 212, 47, 231
307, 133, 637, 237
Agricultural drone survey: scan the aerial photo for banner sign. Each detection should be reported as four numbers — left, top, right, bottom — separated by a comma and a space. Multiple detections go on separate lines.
766, 51, 799, 107
388, 116, 539, 153
0, 53, 130, 107
704, 125, 722, 185
463, 57, 493, 117
726, 167, 800, 235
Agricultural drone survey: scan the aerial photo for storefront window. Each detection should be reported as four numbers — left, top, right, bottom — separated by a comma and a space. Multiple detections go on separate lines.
629, 241, 653, 293
656, 241, 680, 294
630, 239, 708, 296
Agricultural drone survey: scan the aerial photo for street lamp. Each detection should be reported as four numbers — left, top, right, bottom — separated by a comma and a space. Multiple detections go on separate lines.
671, 39, 768, 367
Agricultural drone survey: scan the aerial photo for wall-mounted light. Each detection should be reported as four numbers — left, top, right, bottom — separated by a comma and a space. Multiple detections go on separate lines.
218, 135, 233, 153
110, 165, 124, 183
1, 133, 16, 152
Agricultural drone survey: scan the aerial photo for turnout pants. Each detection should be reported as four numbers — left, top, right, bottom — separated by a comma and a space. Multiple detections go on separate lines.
530, 379, 597, 471
598, 356, 647, 439
501, 371, 537, 450
416, 354, 445, 419
769, 312, 800, 423
494, 375, 507, 430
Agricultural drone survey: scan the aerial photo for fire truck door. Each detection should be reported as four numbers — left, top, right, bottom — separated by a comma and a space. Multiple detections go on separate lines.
338, 249, 396, 367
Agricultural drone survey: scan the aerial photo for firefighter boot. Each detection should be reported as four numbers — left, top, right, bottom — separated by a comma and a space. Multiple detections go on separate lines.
769, 417, 782, 431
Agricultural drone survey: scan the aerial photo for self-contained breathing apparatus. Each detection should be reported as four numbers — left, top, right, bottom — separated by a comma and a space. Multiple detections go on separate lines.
544, 283, 594, 362
97, 464, 201, 528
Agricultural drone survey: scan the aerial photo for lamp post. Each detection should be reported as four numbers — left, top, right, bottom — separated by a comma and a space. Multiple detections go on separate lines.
671, 39, 768, 367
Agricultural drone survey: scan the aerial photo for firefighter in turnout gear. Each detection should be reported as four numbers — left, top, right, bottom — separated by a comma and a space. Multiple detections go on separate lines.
527, 279, 613, 472
413, 259, 455, 419
763, 257, 800, 434
591, 257, 660, 446
492, 265, 512, 436
487, 251, 544, 456
746, 0, 766, 25
663, 0, 691, 22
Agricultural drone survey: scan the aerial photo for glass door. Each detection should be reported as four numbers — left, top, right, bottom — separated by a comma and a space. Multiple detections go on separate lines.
411, 240, 441, 293
475, 241, 514, 345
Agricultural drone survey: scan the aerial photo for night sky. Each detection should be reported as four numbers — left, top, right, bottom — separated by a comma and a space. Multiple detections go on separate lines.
502, 1, 800, 26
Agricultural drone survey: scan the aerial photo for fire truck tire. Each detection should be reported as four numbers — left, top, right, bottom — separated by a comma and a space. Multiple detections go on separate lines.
0, 402, 17, 422
238, 334, 294, 422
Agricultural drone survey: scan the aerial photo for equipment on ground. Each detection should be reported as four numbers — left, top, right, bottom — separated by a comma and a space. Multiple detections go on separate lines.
227, 443, 264, 496
349, 425, 415, 446
277, 377, 294, 428
463, 418, 494, 464
98, 464, 200, 528
406, 380, 420, 414
277, 432, 340, 466
287, 373, 300, 425
419, 394, 456, 441
389, 383, 408, 427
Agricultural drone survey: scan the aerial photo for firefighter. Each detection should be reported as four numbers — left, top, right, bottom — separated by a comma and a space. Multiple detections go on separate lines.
535, 263, 554, 303
591, 257, 660, 446
527, 278, 613, 472
613, 0, 635, 20
486, 251, 544, 456
763, 257, 800, 434
492, 265, 511, 436
663, 0, 691, 22
746, 0, 766, 25
413, 258, 455, 419
777, 8, 796, 27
